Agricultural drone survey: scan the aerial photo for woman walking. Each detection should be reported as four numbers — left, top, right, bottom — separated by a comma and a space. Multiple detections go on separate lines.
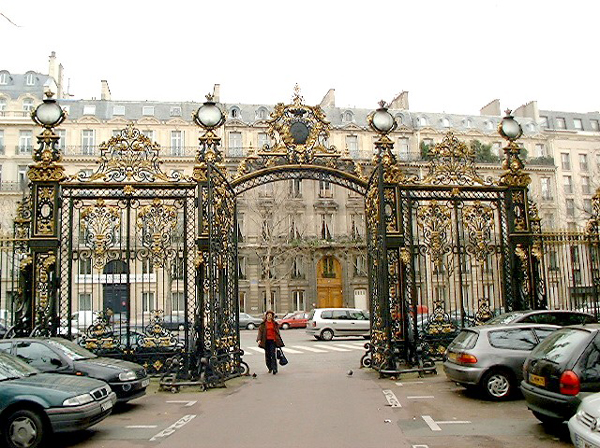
256, 310, 284, 374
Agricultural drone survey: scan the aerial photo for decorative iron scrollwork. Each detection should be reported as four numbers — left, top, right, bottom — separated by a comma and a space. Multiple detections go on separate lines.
423, 132, 493, 187
416, 200, 452, 269
137, 199, 178, 268
463, 201, 495, 263
81, 199, 121, 269
75, 124, 185, 183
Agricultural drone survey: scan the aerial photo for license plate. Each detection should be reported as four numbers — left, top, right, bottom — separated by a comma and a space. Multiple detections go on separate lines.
529, 373, 546, 387
142, 379, 150, 388
575, 434, 600, 448
101, 400, 113, 412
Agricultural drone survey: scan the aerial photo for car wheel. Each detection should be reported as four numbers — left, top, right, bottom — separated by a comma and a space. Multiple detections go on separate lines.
247, 323, 256, 330
531, 411, 562, 425
281, 323, 290, 330
320, 329, 334, 341
481, 369, 512, 401
3, 409, 45, 448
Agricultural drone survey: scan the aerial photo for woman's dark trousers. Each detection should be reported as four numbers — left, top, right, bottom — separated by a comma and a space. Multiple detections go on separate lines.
265, 339, 278, 373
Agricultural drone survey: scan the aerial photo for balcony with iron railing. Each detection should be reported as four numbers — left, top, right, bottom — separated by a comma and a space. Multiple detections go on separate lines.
0, 181, 29, 192
61, 145, 198, 158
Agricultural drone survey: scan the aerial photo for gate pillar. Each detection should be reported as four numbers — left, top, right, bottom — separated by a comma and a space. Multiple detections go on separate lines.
499, 110, 546, 311
25, 93, 67, 336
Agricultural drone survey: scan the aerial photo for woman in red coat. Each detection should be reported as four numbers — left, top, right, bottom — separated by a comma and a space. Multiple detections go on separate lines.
256, 310, 285, 374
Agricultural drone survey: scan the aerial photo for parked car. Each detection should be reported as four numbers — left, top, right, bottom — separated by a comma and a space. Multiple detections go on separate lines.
278, 311, 309, 330
521, 324, 600, 424
485, 309, 596, 326
0, 337, 149, 403
239, 313, 262, 330
306, 308, 370, 341
568, 392, 600, 448
162, 314, 190, 331
70, 311, 98, 329
443, 323, 560, 400
0, 351, 116, 448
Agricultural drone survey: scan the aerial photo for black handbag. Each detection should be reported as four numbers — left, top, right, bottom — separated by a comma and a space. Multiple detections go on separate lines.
277, 348, 288, 366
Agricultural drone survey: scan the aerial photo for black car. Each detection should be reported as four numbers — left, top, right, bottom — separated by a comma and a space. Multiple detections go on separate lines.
162, 314, 190, 331
0, 338, 149, 403
521, 324, 600, 424
0, 351, 116, 448
485, 309, 596, 326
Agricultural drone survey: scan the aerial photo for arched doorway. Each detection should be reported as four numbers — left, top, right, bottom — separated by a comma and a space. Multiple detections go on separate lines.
316, 256, 343, 308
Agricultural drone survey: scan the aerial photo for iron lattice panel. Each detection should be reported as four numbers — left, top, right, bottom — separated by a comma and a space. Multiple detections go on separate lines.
57, 184, 197, 374
399, 187, 511, 359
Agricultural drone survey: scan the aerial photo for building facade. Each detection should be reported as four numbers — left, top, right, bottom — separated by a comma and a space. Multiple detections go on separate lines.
1, 54, 599, 317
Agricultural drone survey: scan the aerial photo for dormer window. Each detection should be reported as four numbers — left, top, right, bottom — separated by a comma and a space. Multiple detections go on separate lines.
0, 71, 9, 85
464, 118, 472, 128
230, 107, 240, 119
83, 105, 96, 115
395, 114, 404, 126
418, 116, 428, 127
25, 73, 35, 86
484, 120, 494, 131
441, 117, 450, 127
256, 108, 268, 120
343, 111, 354, 122
113, 105, 125, 116
142, 105, 154, 116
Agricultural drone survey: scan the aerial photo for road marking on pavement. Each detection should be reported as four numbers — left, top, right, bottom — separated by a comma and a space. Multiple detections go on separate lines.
166, 400, 197, 407
396, 381, 424, 386
246, 347, 265, 354
150, 414, 196, 441
383, 389, 402, 408
291, 345, 328, 353
407, 396, 435, 399
334, 343, 367, 350
280, 347, 303, 353
126, 425, 158, 429
422, 415, 471, 431
412, 445, 429, 448
315, 344, 351, 351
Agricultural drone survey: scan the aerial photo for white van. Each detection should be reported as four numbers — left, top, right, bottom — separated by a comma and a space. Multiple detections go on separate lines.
306, 308, 370, 341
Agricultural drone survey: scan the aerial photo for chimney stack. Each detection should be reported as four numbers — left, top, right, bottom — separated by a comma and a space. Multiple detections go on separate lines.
389, 91, 409, 110
480, 99, 501, 116
213, 84, 221, 103
101, 80, 111, 101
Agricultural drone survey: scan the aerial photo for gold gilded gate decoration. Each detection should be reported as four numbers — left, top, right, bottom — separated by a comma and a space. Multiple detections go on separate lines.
137, 199, 178, 268
81, 199, 121, 269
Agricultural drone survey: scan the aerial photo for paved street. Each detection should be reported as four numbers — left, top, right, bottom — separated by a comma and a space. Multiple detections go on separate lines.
53, 329, 574, 448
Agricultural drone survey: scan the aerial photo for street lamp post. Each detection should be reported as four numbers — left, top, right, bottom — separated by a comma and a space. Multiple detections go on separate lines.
24, 91, 67, 337
367, 101, 397, 371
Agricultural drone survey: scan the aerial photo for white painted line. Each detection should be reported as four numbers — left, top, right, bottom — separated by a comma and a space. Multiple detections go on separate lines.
150, 414, 196, 441
280, 347, 303, 354
314, 344, 351, 352
243, 349, 254, 355
395, 382, 403, 386
437, 420, 471, 425
412, 445, 429, 448
382, 389, 402, 408
166, 400, 197, 407
422, 415, 471, 432
126, 425, 158, 429
407, 396, 435, 399
422, 415, 441, 431
333, 344, 366, 350
291, 345, 328, 353
247, 347, 264, 354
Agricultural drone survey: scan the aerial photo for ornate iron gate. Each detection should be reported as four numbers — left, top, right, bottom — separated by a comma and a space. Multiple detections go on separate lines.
18, 92, 547, 385
56, 126, 197, 375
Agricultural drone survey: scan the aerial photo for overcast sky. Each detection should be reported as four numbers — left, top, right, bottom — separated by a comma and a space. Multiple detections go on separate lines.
1, 0, 598, 115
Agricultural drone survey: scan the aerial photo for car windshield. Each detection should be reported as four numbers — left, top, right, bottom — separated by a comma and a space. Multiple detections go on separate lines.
529, 328, 592, 365
0, 352, 39, 381
47, 339, 97, 360
485, 312, 527, 325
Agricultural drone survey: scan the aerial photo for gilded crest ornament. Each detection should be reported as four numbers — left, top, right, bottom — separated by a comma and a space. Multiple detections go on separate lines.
76, 124, 183, 183
416, 200, 452, 268
423, 132, 492, 186
463, 201, 496, 263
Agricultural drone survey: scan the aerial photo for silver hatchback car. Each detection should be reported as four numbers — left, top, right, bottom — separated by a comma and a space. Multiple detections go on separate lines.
306, 308, 370, 341
443, 323, 560, 401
